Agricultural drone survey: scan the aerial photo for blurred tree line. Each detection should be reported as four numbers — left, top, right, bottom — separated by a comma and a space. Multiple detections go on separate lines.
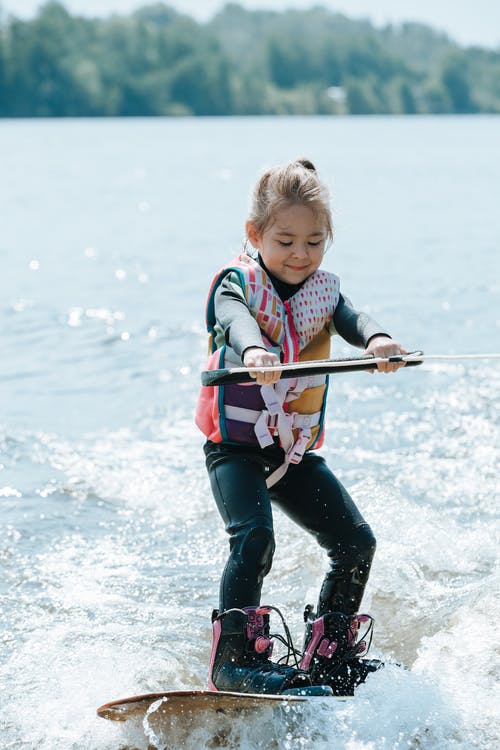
0, 1, 499, 117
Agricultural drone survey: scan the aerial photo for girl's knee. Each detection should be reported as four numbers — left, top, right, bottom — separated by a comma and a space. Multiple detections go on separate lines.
235, 524, 276, 577
354, 523, 376, 558
321, 522, 376, 565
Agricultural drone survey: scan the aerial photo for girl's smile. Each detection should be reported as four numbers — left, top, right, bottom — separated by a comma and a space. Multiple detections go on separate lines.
246, 205, 327, 285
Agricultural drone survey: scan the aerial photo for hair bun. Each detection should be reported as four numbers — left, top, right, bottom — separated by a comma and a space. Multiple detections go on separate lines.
296, 158, 316, 172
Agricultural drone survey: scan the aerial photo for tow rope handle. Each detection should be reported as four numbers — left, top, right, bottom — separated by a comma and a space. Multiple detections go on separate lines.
201, 351, 425, 387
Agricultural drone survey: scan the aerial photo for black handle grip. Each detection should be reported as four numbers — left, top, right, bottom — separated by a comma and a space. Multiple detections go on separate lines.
201, 352, 424, 386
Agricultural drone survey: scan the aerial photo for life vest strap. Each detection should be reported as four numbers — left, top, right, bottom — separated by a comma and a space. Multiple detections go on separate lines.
283, 373, 326, 400
223, 378, 324, 488
224, 405, 321, 431
264, 427, 312, 488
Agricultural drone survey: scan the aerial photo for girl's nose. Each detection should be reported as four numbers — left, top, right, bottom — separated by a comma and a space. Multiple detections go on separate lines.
291, 244, 308, 257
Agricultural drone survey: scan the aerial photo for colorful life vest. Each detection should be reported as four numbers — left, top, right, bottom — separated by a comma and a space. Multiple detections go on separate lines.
195, 253, 340, 486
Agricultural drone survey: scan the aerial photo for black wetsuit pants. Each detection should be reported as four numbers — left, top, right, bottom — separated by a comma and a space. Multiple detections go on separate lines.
205, 442, 376, 616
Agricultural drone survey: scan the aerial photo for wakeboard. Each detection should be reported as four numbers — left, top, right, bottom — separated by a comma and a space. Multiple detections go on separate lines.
96, 688, 346, 723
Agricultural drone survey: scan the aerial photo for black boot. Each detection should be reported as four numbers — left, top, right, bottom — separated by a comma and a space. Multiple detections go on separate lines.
300, 606, 383, 696
208, 606, 332, 695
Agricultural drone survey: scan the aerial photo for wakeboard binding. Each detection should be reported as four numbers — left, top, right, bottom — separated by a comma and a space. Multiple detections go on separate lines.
300, 606, 383, 695
209, 605, 332, 696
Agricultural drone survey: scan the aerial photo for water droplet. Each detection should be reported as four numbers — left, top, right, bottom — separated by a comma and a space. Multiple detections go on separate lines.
0, 487, 22, 498
12, 298, 33, 312
67, 308, 83, 327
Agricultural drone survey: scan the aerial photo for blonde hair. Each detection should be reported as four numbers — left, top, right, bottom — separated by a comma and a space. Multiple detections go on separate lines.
247, 158, 333, 245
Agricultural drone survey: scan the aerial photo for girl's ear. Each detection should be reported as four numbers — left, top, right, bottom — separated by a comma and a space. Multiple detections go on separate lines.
245, 221, 261, 249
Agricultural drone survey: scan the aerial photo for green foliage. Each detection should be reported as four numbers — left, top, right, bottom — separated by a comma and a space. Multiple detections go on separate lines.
0, 1, 498, 117
441, 53, 478, 113
345, 80, 377, 114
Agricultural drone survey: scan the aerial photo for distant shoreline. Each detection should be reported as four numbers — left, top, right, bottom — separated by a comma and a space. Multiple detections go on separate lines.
1, 3, 498, 117
2, 113, 499, 121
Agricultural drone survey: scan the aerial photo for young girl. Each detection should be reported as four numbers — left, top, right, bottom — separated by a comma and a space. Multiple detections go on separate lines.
196, 159, 406, 697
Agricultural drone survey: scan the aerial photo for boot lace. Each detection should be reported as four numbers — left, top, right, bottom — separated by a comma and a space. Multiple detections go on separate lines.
225, 605, 303, 670
346, 614, 374, 658
267, 605, 303, 670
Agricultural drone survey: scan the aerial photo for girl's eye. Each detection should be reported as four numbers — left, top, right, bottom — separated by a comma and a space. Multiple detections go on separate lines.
308, 241, 322, 247
278, 240, 292, 247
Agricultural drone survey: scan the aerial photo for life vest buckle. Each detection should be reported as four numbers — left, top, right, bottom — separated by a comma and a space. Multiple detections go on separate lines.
287, 428, 312, 465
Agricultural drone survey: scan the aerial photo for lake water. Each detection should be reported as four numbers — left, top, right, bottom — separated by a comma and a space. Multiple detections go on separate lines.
1, 115, 499, 749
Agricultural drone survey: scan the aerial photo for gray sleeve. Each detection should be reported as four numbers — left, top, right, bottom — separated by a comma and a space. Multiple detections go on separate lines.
213, 273, 267, 358
331, 293, 391, 348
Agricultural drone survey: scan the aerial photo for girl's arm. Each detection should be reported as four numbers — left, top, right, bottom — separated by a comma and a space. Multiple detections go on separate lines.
214, 273, 265, 357
332, 294, 390, 348
332, 294, 406, 373
214, 273, 281, 384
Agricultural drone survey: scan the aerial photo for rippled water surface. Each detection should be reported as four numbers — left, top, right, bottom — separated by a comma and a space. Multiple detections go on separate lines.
1, 116, 499, 749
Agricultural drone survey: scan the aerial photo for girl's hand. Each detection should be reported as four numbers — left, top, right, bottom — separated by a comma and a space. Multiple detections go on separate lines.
365, 336, 407, 374
243, 347, 282, 385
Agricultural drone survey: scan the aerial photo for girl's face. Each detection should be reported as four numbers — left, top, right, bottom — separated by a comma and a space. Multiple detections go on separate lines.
246, 205, 327, 285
